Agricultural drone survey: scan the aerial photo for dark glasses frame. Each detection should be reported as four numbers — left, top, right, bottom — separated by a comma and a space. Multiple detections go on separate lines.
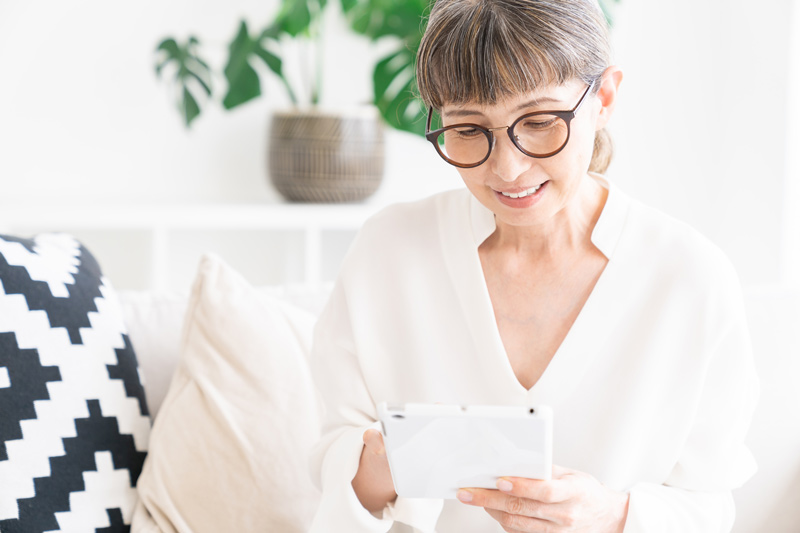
425, 79, 597, 168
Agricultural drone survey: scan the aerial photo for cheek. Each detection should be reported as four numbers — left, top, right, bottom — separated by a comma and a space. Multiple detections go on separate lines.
566, 122, 598, 170
456, 168, 486, 189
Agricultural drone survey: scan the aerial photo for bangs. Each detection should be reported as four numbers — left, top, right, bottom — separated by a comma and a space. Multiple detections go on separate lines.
416, 0, 607, 110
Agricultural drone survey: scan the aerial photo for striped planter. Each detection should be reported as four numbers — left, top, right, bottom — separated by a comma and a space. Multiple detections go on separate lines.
268, 107, 385, 203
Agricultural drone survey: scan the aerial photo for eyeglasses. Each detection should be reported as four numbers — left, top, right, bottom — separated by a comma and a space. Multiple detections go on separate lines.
425, 79, 597, 168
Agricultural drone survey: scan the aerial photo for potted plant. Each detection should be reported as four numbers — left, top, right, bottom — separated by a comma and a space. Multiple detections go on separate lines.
154, 0, 620, 202
155, 0, 431, 203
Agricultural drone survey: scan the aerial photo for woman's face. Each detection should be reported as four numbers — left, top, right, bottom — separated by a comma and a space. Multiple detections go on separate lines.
440, 79, 602, 230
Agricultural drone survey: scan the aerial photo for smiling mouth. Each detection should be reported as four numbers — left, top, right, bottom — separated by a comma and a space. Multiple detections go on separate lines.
497, 182, 546, 199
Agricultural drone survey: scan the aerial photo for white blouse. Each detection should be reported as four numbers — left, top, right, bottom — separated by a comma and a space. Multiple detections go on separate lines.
308, 175, 759, 533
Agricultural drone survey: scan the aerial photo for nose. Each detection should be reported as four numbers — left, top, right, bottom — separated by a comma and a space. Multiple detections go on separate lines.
487, 128, 531, 182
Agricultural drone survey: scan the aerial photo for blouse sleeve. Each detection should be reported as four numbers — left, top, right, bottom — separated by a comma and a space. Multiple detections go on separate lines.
307, 278, 444, 533
623, 284, 759, 532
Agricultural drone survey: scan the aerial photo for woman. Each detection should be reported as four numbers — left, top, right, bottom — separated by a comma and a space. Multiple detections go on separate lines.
309, 0, 759, 531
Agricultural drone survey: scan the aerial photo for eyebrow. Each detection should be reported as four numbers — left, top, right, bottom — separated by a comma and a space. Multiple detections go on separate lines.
443, 97, 563, 118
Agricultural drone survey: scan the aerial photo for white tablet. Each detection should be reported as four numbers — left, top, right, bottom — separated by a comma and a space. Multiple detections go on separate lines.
377, 402, 553, 499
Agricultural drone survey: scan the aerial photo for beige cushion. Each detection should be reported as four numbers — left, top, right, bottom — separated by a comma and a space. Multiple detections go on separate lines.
131, 253, 321, 532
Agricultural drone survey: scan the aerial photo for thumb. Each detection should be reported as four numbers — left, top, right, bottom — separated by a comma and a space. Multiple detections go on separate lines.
363, 428, 386, 455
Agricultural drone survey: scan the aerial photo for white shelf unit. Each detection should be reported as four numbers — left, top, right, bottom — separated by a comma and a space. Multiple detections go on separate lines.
0, 203, 386, 292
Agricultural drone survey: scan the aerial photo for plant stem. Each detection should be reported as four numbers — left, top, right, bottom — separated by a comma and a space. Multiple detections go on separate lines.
282, 75, 299, 105
310, 0, 323, 105
312, 30, 322, 105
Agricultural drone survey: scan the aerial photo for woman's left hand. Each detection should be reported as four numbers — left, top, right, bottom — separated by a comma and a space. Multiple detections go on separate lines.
456, 465, 629, 533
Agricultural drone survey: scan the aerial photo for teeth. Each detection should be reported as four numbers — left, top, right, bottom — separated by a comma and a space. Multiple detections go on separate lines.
501, 183, 541, 198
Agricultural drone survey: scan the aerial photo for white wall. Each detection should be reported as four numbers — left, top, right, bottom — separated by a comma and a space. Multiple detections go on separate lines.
782, 0, 800, 286
609, 0, 794, 286
0, 0, 795, 287
0, 0, 451, 207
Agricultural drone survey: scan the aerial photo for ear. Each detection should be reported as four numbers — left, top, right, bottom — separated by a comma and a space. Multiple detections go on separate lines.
594, 65, 624, 131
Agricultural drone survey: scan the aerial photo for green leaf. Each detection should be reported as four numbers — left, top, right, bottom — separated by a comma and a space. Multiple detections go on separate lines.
274, 0, 312, 37
222, 21, 262, 108
182, 86, 201, 127
223, 60, 261, 109
373, 49, 410, 102
156, 38, 180, 58
253, 46, 282, 76
379, 76, 426, 135
155, 38, 181, 77
193, 55, 211, 71
373, 70, 423, 135
372, 44, 425, 136
154, 35, 212, 127
253, 44, 296, 102
156, 37, 180, 57
222, 19, 300, 107
345, 0, 429, 42
188, 69, 212, 96
260, 24, 283, 40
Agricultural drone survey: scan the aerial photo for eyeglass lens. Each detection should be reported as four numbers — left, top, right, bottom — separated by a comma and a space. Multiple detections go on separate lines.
435, 114, 569, 166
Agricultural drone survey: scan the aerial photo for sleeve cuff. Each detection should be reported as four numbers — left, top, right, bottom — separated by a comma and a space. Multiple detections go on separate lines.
622, 483, 735, 533
309, 422, 444, 532
383, 496, 444, 533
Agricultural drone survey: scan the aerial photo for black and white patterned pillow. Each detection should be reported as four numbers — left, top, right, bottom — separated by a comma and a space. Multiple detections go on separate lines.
0, 233, 150, 532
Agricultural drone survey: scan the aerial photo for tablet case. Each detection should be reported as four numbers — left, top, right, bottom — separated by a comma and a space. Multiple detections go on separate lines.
378, 403, 553, 499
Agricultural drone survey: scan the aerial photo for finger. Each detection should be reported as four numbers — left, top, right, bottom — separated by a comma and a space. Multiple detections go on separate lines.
457, 488, 551, 519
362, 429, 385, 454
484, 507, 554, 532
496, 476, 573, 503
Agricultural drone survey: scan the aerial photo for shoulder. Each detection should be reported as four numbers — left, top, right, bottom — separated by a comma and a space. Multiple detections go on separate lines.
333, 188, 472, 284
351, 188, 471, 248
619, 192, 742, 299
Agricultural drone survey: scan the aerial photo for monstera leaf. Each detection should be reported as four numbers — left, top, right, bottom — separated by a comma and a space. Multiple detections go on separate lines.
221, 0, 330, 109
222, 21, 295, 109
155, 37, 212, 127
372, 47, 425, 135
342, 0, 427, 41
342, 0, 430, 135
273, 0, 327, 36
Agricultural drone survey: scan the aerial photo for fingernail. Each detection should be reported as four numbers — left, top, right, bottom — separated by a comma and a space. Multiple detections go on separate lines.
456, 490, 473, 502
497, 479, 513, 492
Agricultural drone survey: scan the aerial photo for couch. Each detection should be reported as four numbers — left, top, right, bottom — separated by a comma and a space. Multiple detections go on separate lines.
121, 266, 800, 532
2, 234, 798, 532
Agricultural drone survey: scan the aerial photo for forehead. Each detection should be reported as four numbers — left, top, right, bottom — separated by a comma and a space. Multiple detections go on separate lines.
441, 80, 585, 118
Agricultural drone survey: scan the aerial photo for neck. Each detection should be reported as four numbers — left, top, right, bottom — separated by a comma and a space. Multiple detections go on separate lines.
486, 174, 607, 262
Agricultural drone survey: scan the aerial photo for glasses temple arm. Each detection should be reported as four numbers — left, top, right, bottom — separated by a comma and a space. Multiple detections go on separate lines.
572, 78, 598, 116
426, 106, 435, 133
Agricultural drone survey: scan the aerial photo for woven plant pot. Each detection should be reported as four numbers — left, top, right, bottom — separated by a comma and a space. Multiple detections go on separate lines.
268, 107, 385, 203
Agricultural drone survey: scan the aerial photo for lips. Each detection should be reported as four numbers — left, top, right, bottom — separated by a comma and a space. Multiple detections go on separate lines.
493, 181, 548, 208
498, 183, 544, 199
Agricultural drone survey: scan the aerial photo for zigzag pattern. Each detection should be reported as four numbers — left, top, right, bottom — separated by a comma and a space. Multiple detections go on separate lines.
0, 237, 103, 345
0, 333, 62, 462
0, 234, 150, 532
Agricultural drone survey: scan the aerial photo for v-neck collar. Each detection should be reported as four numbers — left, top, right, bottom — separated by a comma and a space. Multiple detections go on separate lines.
469, 173, 627, 261
442, 173, 632, 405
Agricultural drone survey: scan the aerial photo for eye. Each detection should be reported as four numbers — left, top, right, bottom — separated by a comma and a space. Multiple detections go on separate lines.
520, 117, 557, 130
452, 126, 482, 137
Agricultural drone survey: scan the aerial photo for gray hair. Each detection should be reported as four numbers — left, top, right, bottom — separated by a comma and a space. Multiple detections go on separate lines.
416, 0, 614, 173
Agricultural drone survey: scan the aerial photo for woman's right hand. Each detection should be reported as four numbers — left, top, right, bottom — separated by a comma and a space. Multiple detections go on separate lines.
351, 428, 397, 513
